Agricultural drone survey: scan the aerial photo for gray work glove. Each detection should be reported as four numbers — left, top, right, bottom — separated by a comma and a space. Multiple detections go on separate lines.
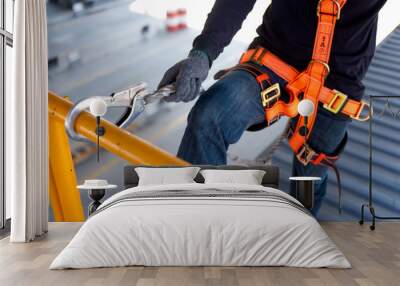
158, 50, 210, 102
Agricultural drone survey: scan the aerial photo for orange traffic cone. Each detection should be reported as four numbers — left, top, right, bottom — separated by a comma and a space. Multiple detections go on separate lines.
166, 10, 180, 32
177, 8, 187, 30
166, 8, 187, 32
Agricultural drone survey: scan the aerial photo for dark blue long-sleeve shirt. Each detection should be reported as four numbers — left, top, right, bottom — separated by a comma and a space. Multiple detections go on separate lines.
193, 0, 387, 100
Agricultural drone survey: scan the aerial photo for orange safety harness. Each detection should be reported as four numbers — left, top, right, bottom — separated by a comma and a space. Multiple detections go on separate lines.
220, 0, 372, 212
241, 0, 372, 163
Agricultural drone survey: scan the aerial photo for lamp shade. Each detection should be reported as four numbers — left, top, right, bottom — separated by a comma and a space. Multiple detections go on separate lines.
298, 99, 315, 117
90, 98, 107, 117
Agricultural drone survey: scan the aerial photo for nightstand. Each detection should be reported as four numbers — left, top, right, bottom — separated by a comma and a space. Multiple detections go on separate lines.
78, 180, 117, 216
289, 177, 321, 210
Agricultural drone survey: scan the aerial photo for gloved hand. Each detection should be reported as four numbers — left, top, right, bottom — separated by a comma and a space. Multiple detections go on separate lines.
158, 50, 210, 102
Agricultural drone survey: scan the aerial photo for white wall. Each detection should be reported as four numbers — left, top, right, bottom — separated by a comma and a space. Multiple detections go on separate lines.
130, 0, 399, 45
377, 0, 400, 44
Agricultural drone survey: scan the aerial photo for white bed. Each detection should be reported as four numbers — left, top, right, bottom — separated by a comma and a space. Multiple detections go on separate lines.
50, 183, 350, 269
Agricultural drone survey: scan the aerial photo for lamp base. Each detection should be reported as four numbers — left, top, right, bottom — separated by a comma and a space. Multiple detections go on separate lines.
88, 189, 105, 216
295, 180, 314, 210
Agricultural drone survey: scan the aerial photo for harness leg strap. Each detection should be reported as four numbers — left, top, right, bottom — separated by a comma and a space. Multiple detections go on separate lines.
300, 132, 348, 213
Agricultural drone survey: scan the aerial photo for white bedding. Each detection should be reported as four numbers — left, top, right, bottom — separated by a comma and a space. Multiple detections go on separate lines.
50, 183, 350, 269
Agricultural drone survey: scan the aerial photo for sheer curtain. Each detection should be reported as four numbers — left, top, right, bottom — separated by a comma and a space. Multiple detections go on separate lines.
7, 0, 48, 242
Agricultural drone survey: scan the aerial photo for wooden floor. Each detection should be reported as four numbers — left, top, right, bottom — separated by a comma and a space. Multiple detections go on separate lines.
0, 222, 399, 286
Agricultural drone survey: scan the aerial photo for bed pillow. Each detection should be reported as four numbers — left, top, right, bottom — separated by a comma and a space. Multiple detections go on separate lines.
135, 167, 201, 186
200, 169, 266, 185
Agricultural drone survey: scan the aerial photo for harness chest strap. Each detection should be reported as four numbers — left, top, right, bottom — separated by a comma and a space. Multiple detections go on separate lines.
239, 48, 369, 122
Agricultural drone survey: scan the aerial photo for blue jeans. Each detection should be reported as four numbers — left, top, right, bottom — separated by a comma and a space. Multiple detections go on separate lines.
178, 64, 349, 215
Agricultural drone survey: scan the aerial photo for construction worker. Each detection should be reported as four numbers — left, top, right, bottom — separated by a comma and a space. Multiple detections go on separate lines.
158, 0, 386, 215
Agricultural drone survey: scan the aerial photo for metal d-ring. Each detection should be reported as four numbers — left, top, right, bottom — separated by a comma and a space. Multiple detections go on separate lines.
351, 101, 373, 122
310, 60, 330, 79
317, 0, 341, 20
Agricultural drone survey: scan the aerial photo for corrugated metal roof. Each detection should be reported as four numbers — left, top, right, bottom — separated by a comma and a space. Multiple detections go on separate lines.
271, 25, 400, 221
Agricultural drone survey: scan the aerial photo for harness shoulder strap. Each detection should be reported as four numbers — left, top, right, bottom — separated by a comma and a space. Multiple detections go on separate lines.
289, 0, 347, 153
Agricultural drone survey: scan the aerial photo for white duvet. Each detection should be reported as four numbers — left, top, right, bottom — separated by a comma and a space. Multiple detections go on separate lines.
50, 183, 350, 269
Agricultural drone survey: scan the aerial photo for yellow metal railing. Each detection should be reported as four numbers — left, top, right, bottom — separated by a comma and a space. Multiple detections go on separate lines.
48, 92, 189, 221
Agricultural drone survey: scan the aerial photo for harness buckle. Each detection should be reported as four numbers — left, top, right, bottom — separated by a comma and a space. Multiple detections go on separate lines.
250, 47, 267, 65
261, 83, 281, 108
350, 101, 372, 122
323, 90, 347, 114
317, 0, 341, 20
267, 116, 281, 127
296, 144, 316, 166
